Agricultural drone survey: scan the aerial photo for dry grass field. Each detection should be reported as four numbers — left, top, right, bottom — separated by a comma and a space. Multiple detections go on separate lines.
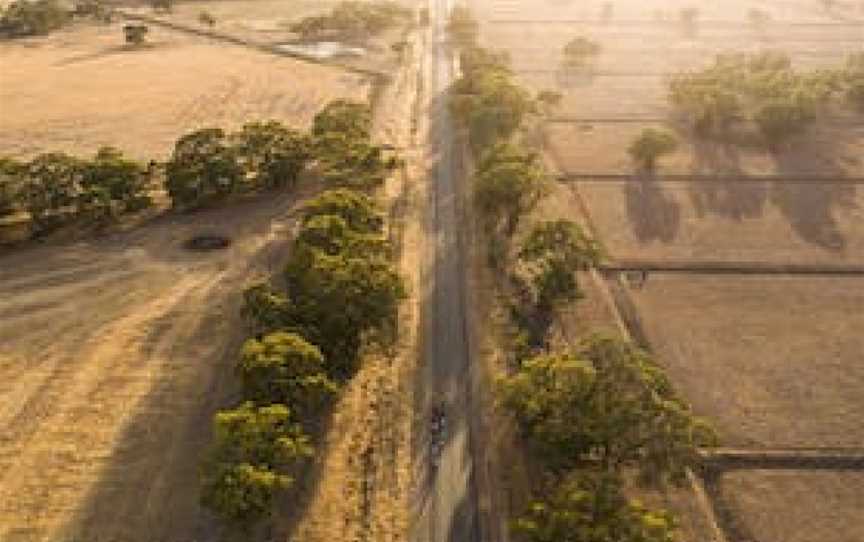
719, 470, 864, 542
0, 190, 307, 542
575, 180, 864, 264
0, 21, 369, 160
0, 2, 419, 540
630, 274, 864, 448
472, 0, 864, 540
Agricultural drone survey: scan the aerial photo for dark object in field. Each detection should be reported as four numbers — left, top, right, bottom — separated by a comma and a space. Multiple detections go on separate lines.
184, 234, 231, 251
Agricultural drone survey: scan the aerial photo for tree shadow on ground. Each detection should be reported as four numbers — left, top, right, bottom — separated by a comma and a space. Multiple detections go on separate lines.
688, 138, 768, 221
624, 171, 681, 244
54, 41, 173, 67
771, 134, 858, 251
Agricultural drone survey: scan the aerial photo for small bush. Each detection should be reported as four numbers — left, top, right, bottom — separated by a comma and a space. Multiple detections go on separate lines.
0, 0, 71, 38
628, 128, 677, 173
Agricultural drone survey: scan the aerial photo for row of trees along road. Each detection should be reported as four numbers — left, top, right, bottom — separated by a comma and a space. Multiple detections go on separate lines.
199, 101, 406, 528
445, 8, 715, 541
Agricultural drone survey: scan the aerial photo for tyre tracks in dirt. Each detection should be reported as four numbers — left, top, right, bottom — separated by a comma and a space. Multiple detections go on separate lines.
0, 192, 304, 541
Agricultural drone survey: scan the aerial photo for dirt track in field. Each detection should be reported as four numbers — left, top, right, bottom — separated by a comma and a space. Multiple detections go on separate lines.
0, 192, 304, 541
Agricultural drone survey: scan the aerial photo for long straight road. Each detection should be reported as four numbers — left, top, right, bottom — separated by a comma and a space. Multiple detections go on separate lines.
416, 0, 481, 540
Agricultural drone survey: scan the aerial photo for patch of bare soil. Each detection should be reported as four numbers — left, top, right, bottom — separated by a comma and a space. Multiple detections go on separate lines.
630, 274, 864, 448
0, 189, 308, 542
0, 21, 368, 160
718, 470, 864, 542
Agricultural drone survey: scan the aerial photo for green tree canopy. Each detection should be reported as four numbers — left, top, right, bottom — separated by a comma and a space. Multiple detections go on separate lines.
295, 214, 389, 258
201, 462, 292, 526
0, 0, 70, 37
21, 152, 83, 229
451, 66, 535, 152
165, 128, 242, 209
285, 247, 405, 377
627, 128, 677, 173
312, 99, 373, 142
473, 143, 546, 236
518, 220, 603, 309
289, 1, 410, 43
562, 36, 602, 68
499, 335, 714, 483
0, 157, 24, 217
238, 332, 338, 415
315, 133, 399, 190
513, 472, 677, 542
233, 121, 312, 189
210, 402, 313, 466
241, 283, 293, 336
302, 188, 383, 234
80, 147, 150, 217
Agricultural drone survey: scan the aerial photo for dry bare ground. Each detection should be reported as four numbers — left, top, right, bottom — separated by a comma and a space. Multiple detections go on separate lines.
0, 5, 394, 540
0, 190, 310, 541
0, 21, 368, 159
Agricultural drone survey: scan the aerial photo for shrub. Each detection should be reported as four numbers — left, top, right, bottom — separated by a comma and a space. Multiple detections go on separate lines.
499, 335, 714, 481
562, 37, 601, 68
289, 1, 411, 43
312, 99, 372, 142
473, 143, 546, 237
241, 283, 293, 336
518, 220, 602, 310
201, 462, 292, 526
238, 332, 338, 415
201, 402, 312, 524
21, 152, 83, 230
233, 121, 312, 189
302, 189, 384, 233
450, 63, 535, 153
0, 158, 24, 217
123, 23, 147, 45
81, 147, 151, 215
513, 472, 677, 542
198, 10, 215, 26
285, 247, 405, 377
628, 128, 677, 173
165, 128, 242, 209
0, 0, 70, 38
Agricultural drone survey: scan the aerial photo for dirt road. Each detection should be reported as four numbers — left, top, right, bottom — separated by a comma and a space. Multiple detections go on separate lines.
0, 192, 304, 541
414, 0, 481, 540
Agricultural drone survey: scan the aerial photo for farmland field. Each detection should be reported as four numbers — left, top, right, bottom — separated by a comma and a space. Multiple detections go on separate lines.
630, 274, 864, 448
0, 21, 369, 160
469, 0, 864, 540
719, 470, 864, 542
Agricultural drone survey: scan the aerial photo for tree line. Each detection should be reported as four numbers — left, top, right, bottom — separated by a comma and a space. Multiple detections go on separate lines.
446, 8, 714, 541
0, 149, 153, 232
0, 0, 113, 38
199, 101, 406, 527
669, 50, 864, 150
1, 100, 399, 239
289, 0, 412, 44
